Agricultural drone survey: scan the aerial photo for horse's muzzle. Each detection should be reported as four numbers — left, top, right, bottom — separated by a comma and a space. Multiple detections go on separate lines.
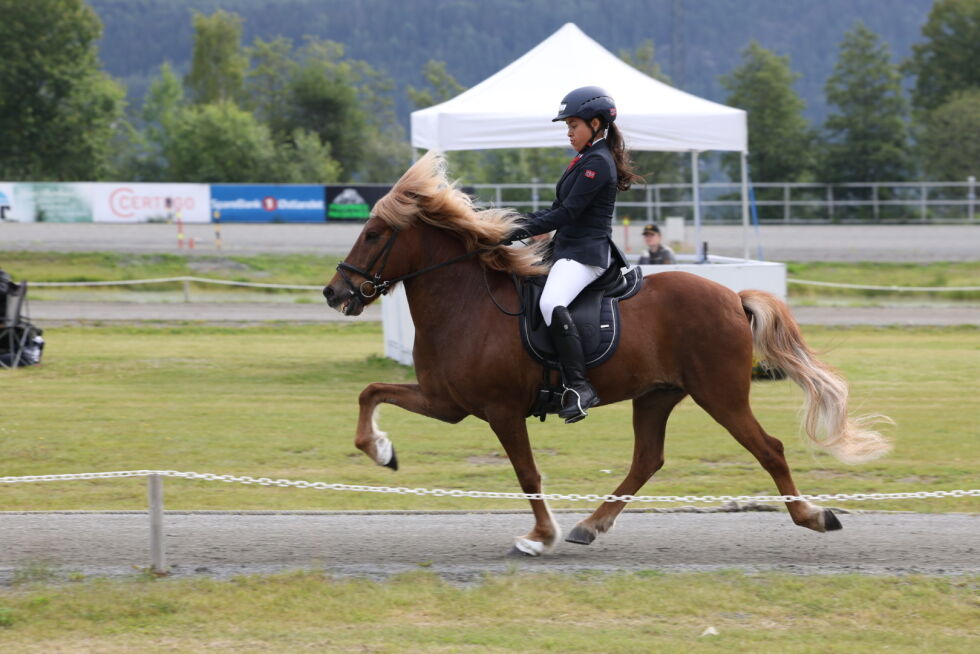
323, 283, 363, 316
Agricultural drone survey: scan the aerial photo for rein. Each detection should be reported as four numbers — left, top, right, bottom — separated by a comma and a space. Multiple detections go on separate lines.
336, 228, 522, 315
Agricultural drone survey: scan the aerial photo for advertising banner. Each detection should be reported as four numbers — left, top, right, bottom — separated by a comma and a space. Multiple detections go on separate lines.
0, 183, 93, 222
0, 183, 210, 223
210, 185, 326, 222
88, 183, 210, 223
326, 185, 391, 221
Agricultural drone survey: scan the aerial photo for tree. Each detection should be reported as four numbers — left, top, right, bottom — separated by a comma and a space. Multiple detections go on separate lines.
406, 60, 466, 109
821, 22, 911, 183
184, 10, 247, 105
619, 40, 685, 185
162, 101, 339, 183
0, 0, 125, 180
720, 41, 814, 183
917, 90, 980, 180
907, 0, 980, 112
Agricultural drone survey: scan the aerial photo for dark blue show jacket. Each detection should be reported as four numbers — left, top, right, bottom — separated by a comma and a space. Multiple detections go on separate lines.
521, 139, 618, 268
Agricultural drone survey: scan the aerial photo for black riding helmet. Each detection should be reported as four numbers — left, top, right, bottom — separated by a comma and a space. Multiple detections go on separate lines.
552, 86, 618, 126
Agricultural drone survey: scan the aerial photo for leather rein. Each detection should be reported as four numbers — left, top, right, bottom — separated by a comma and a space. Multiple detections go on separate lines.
335, 227, 523, 315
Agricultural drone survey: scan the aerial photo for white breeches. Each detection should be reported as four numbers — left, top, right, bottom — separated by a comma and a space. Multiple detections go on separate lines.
540, 258, 605, 326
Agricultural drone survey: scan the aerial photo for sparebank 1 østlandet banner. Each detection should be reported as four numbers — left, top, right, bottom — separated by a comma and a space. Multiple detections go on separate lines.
210, 185, 326, 222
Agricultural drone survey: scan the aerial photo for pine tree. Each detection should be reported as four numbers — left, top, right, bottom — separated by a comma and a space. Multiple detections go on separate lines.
907, 0, 980, 112
821, 22, 911, 183
720, 41, 814, 183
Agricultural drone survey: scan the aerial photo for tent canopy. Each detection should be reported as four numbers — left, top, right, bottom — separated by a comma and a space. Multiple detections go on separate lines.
411, 23, 746, 154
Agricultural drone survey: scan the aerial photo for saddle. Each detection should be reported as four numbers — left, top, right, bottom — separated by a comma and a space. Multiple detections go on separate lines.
519, 265, 643, 370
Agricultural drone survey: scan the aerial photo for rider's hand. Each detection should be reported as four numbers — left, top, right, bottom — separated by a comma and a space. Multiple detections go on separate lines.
500, 226, 531, 246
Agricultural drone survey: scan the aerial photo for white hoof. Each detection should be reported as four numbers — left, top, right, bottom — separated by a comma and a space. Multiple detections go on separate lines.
373, 435, 394, 467
512, 537, 546, 557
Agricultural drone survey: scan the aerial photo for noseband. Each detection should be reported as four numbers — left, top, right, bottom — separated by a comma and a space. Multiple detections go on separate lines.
335, 227, 490, 305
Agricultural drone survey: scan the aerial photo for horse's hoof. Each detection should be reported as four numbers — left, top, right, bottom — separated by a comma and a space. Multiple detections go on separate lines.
383, 447, 398, 471
823, 509, 842, 531
565, 524, 596, 545
509, 537, 545, 557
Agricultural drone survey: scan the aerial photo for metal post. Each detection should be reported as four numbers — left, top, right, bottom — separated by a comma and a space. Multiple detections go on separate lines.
921, 184, 928, 221
182, 278, 191, 303
783, 185, 790, 222
645, 185, 653, 224
654, 186, 662, 222
827, 185, 834, 222
531, 179, 539, 213
690, 151, 703, 261
968, 176, 976, 222
872, 184, 880, 222
740, 151, 750, 260
148, 474, 166, 575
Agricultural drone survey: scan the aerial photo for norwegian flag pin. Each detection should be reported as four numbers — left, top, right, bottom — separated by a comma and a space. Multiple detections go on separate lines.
584, 169, 596, 179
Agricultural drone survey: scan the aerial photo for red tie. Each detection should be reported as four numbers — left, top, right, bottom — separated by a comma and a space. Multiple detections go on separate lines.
567, 154, 582, 170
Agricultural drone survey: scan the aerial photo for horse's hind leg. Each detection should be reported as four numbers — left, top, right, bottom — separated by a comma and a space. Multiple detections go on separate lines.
691, 387, 840, 533
355, 383, 466, 469
567, 389, 686, 545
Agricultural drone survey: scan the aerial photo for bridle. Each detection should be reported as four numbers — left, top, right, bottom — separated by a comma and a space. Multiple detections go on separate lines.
335, 227, 492, 305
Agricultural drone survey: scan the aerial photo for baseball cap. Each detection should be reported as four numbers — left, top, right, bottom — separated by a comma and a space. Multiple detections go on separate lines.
642, 224, 660, 235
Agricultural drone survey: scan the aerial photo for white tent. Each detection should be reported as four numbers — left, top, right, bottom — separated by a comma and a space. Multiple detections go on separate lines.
410, 23, 752, 257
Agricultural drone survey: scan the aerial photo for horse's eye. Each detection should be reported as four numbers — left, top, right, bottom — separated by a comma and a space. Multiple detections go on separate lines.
365, 231, 380, 243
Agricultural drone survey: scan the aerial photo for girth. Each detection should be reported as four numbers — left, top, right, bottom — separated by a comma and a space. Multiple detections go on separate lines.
519, 265, 643, 370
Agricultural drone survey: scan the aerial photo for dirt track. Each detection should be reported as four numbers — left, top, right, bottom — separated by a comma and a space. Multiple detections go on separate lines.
1, 510, 977, 584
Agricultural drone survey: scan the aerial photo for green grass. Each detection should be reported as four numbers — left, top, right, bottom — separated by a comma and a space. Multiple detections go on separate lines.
0, 570, 975, 653
786, 261, 980, 301
1, 324, 977, 513
3, 252, 978, 303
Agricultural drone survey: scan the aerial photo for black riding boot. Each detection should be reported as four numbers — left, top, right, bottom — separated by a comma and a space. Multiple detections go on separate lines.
549, 306, 600, 423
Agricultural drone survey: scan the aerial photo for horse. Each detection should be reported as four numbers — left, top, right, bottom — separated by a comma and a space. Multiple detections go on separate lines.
322, 152, 892, 556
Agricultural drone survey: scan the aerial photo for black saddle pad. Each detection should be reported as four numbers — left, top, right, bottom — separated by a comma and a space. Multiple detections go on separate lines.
519, 267, 643, 369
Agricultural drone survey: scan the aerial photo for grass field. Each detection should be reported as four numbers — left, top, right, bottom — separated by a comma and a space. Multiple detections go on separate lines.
0, 570, 975, 653
1, 323, 977, 513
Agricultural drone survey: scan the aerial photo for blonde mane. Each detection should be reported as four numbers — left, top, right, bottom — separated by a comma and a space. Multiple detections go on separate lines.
371, 151, 548, 277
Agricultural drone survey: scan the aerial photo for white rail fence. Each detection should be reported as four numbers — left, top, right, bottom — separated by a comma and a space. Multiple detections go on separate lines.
3, 470, 978, 574
475, 179, 980, 224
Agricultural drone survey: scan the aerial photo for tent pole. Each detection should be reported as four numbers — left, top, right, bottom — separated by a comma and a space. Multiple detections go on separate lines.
740, 151, 750, 260
690, 150, 703, 261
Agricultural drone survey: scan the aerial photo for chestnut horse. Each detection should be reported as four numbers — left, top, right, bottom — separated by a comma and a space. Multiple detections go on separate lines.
323, 152, 891, 556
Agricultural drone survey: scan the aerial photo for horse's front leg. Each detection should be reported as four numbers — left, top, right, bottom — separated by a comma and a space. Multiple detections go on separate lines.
487, 412, 562, 557
355, 382, 467, 469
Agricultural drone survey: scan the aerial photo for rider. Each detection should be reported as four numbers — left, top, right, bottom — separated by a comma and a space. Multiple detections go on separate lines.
508, 86, 641, 423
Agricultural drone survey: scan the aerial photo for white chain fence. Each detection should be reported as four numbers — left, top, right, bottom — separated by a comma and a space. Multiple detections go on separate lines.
2, 470, 977, 505
29, 276, 980, 293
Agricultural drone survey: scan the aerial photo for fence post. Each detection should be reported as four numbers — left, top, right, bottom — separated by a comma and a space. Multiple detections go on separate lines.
921, 185, 928, 221
827, 185, 834, 222
654, 186, 662, 222
182, 278, 191, 303
872, 184, 880, 222
783, 185, 790, 222
969, 176, 976, 222
148, 474, 166, 575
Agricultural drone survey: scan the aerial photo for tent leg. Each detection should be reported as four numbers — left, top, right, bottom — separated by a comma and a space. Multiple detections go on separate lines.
690, 151, 703, 261
740, 151, 750, 260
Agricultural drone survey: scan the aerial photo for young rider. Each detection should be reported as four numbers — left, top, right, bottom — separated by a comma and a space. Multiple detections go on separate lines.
508, 86, 641, 423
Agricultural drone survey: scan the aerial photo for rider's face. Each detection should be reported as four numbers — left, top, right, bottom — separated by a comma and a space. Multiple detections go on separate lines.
565, 117, 598, 152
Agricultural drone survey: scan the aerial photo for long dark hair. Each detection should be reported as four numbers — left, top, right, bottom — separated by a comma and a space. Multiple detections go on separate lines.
605, 122, 644, 191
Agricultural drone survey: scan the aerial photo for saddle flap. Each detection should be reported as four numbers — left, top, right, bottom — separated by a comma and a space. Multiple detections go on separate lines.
520, 267, 643, 369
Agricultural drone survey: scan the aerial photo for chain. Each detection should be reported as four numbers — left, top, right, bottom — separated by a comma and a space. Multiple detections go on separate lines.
787, 278, 980, 292
31, 277, 321, 291
2, 470, 977, 504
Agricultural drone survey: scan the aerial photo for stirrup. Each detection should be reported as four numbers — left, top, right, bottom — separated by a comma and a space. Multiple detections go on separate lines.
558, 387, 598, 423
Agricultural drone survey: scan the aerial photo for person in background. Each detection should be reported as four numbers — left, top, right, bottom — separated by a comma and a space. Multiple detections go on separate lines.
637, 224, 676, 265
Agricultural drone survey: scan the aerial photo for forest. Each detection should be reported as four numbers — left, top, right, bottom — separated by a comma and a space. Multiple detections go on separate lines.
0, 0, 977, 184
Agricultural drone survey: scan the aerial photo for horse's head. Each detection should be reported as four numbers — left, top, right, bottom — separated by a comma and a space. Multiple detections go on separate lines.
323, 151, 548, 316
323, 213, 405, 316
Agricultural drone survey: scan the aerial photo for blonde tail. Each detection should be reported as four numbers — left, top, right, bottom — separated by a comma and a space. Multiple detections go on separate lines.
739, 290, 892, 464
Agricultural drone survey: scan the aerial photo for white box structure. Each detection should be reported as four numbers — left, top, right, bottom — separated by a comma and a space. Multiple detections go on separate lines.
382, 256, 786, 366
